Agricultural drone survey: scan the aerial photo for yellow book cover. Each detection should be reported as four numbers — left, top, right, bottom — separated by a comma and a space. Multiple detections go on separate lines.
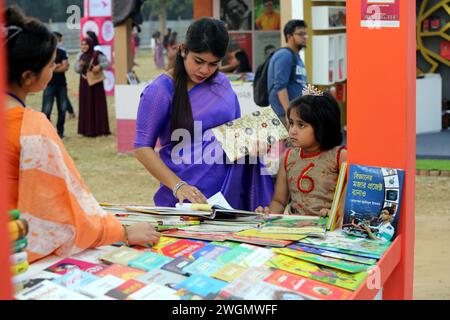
235, 229, 307, 241
211, 263, 247, 283
265, 254, 367, 291
327, 161, 348, 231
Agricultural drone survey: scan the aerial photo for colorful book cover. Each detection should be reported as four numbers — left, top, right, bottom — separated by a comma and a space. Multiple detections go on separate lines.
272, 248, 368, 273
264, 269, 352, 300
227, 234, 292, 247
264, 215, 327, 228
136, 269, 187, 289
327, 161, 348, 231
342, 164, 405, 241
175, 274, 227, 298
220, 278, 310, 300
231, 266, 273, 283
127, 282, 180, 300
79, 275, 125, 299
211, 241, 240, 248
238, 247, 276, 268
266, 254, 367, 291
95, 264, 147, 280
104, 279, 147, 300
259, 226, 326, 238
299, 230, 391, 259
98, 246, 145, 266
16, 280, 90, 300
149, 236, 180, 254
174, 288, 204, 300
183, 257, 224, 276
128, 252, 173, 271
158, 239, 206, 258
71, 246, 118, 263
52, 269, 99, 291
211, 263, 247, 283
45, 258, 106, 275
216, 244, 254, 265
235, 228, 307, 241
161, 256, 194, 276
161, 229, 229, 242
288, 243, 377, 266
190, 243, 231, 260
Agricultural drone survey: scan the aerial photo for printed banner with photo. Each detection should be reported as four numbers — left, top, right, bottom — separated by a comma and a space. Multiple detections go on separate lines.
254, 0, 281, 31
220, 0, 253, 31
254, 31, 281, 68
223, 32, 253, 70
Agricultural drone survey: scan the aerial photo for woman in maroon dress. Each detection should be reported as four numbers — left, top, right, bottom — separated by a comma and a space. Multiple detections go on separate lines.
75, 37, 111, 137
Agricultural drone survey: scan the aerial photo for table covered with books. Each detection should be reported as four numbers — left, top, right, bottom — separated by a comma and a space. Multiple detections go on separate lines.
14, 195, 399, 300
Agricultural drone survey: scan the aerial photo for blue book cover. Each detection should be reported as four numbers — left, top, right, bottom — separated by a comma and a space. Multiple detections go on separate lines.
175, 274, 227, 298
161, 256, 193, 275
128, 252, 173, 271
342, 164, 405, 241
183, 257, 224, 276
190, 243, 231, 260
52, 269, 99, 291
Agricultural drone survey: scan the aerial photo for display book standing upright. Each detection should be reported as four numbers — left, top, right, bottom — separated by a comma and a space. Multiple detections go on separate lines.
339, 164, 405, 242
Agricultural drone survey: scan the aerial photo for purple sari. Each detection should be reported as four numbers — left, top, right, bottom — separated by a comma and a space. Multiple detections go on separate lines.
135, 73, 273, 210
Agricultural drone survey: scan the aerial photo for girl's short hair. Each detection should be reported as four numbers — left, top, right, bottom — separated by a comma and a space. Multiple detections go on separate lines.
5, 5, 57, 86
287, 92, 343, 150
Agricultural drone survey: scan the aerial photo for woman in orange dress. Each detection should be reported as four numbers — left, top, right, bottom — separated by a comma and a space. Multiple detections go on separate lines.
4, 6, 160, 263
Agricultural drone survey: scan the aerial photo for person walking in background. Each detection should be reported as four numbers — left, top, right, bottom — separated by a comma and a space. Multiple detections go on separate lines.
166, 31, 178, 70
267, 20, 308, 126
4, 5, 160, 263
52, 32, 75, 119
41, 31, 70, 138
153, 31, 165, 69
74, 37, 111, 137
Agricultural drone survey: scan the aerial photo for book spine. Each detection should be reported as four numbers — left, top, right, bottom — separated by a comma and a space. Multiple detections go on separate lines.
9, 219, 29, 242
11, 260, 29, 276
11, 251, 28, 265
13, 237, 28, 253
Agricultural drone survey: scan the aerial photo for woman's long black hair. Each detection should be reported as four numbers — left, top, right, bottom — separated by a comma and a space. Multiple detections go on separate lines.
5, 5, 57, 86
171, 18, 229, 134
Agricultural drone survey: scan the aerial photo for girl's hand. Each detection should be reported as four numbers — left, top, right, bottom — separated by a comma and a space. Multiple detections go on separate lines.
176, 184, 208, 204
255, 206, 270, 214
320, 208, 330, 217
125, 223, 160, 246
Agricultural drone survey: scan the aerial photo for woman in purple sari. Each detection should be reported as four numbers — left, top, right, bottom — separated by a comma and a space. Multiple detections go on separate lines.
135, 18, 273, 210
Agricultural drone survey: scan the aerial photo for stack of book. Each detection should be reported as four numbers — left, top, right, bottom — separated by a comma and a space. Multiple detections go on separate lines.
9, 209, 30, 292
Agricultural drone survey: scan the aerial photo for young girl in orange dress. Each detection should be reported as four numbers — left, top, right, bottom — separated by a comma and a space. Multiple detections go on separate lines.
257, 85, 347, 217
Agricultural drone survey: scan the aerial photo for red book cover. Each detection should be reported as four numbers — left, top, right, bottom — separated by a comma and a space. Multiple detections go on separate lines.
104, 279, 146, 300
45, 258, 106, 275
158, 239, 206, 258
422, 19, 429, 32
264, 269, 352, 300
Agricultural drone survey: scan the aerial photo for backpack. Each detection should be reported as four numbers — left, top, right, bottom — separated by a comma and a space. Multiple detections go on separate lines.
253, 48, 298, 107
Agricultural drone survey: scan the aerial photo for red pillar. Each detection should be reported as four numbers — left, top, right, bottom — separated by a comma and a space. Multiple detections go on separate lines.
193, 0, 213, 19
347, 0, 415, 299
0, 0, 14, 300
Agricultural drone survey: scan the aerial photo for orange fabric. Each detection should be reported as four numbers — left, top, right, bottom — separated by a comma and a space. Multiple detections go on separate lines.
10, 108, 124, 263
5, 106, 24, 212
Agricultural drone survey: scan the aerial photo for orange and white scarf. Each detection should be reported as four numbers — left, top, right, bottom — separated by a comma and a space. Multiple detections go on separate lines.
18, 109, 123, 263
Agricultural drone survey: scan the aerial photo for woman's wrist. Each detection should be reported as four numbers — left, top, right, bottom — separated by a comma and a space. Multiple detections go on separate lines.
122, 224, 129, 246
172, 181, 188, 197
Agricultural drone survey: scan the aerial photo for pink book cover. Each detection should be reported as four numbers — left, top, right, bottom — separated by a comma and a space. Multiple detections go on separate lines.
159, 239, 206, 258
264, 269, 352, 300
45, 258, 106, 275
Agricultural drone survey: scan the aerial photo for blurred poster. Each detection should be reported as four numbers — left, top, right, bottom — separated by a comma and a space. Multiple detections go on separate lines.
254, 0, 281, 31
361, 0, 400, 28
223, 32, 253, 70
254, 31, 280, 68
220, 0, 252, 31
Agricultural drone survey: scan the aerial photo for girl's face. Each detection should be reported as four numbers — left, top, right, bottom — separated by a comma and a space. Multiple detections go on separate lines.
27, 50, 57, 93
184, 50, 221, 84
288, 109, 319, 151
81, 41, 90, 53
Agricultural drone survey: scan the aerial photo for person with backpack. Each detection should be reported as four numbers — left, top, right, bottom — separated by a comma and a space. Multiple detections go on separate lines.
265, 20, 308, 127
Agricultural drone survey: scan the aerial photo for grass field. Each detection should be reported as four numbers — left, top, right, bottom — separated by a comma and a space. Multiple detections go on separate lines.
416, 159, 450, 171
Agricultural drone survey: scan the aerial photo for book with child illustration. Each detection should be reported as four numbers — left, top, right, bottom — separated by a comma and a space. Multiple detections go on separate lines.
211, 107, 289, 162
342, 164, 405, 241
